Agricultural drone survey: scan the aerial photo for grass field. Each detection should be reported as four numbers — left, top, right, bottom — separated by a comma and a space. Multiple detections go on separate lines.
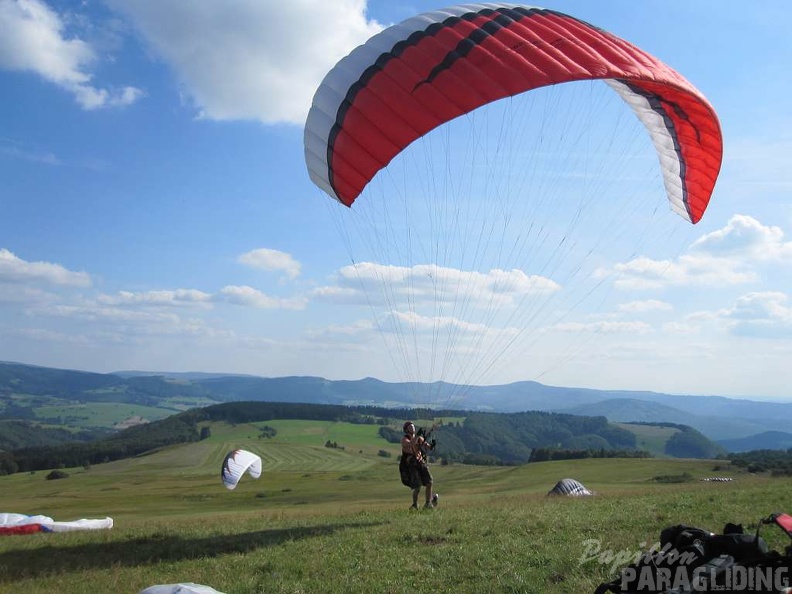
2, 393, 219, 431
34, 402, 179, 429
1, 420, 790, 594
616, 423, 681, 458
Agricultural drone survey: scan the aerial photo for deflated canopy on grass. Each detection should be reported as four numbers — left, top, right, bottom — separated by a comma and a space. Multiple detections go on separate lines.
547, 478, 593, 496
139, 583, 226, 594
0, 512, 113, 535
220, 449, 262, 490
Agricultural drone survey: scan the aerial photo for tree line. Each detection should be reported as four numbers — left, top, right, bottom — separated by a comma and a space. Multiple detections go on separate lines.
728, 449, 792, 475
380, 410, 641, 465
0, 401, 452, 475
0, 400, 743, 476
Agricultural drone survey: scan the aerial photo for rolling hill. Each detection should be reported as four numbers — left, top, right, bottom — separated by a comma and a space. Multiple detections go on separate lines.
2, 360, 791, 448
717, 431, 792, 453
557, 398, 781, 441
1, 399, 731, 476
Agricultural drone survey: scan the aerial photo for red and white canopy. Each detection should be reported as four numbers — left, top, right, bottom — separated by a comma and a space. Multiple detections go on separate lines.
304, 3, 722, 223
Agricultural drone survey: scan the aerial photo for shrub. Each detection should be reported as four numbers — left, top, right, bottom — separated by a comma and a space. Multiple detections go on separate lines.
651, 472, 693, 484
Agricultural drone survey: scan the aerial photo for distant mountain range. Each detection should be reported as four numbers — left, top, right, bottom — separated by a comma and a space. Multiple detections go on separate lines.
717, 431, 792, 453
554, 398, 792, 443
2, 360, 792, 451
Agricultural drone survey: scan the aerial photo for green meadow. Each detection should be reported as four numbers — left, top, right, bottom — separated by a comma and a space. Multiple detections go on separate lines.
1, 419, 790, 594
2, 393, 217, 431
34, 402, 179, 429
616, 423, 681, 458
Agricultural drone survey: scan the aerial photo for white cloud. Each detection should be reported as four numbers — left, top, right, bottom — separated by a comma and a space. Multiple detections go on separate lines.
1, 251, 307, 315
0, 0, 143, 109
670, 291, 792, 340
106, 0, 383, 124
316, 262, 560, 308
618, 299, 673, 313
305, 318, 377, 340
691, 214, 792, 260
607, 215, 792, 290
611, 254, 756, 290
37, 302, 182, 324
662, 321, 700, 335
381, 310, 501, 336
0, 284, 59, 303
308, 309, 519, 344
722, 292, 792, 339
308, 285, 360, 303
97, 289, 214, 307
23, 300, 234, 340
238, 248, 301, 280
0, 248, 91, 286
305, 309, 522, 375
218, 285, 306, 310
99, 285, 309, 311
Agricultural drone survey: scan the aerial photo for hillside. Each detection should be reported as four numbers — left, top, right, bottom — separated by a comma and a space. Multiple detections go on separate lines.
0, 420, 108, 451
1, 399, 734, 477
559, 398, 777, 441
3, 445, 785, 594
2, 361, 791, 446
718, 431, 792, 453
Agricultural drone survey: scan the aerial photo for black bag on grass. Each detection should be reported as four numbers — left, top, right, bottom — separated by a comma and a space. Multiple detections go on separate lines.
593, 513, 792, 594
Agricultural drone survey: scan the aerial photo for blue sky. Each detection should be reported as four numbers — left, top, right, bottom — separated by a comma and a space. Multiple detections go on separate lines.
1, 0, 791, 401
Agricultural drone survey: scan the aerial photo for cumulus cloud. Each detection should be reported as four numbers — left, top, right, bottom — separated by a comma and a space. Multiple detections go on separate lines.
662, 321, 701, 335
217, 285, 306, 310
238, 248, 301, 280
39, 302, 182, 324
381, 310, 501, 336
0, 284, 59, 304
0, 248, 91, 286
305, 318, 377, 340
25, 299, 234, 340
690, 214, 792, 261
98, 285, 310, 311
721, 292, 792, 339
618, 299, 673, 313
607, 215, 792, 290
309, 285, 360, 302
97, 289, 214, 307
106, 0, 383, 124
611, 254, 756, 290
308, 310, 519, 361
0, 0, 143, 109
668, 292, 792, 340
314, 262, 560, 307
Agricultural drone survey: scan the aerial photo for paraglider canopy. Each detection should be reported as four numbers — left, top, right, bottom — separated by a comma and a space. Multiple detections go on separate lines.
139, 584, 225, 594
304, 3, 721, 223
302, 3, 723, 406
547, 478, 593, 497
221, 449, 262, 490
0, 512, 113, 535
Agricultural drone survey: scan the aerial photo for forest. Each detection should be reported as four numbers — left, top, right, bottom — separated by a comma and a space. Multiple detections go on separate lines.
0, 402, 636, 473
0, 401, 763, 476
